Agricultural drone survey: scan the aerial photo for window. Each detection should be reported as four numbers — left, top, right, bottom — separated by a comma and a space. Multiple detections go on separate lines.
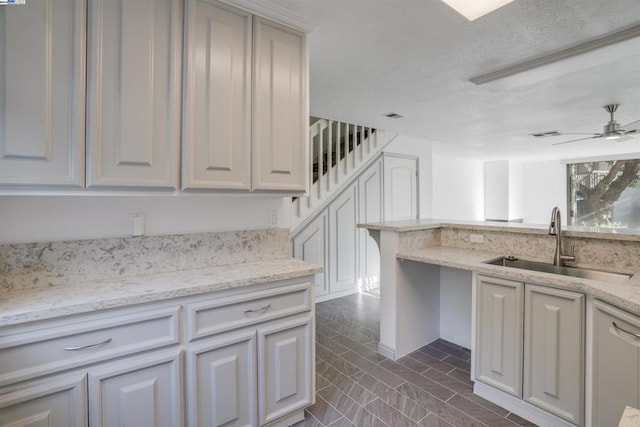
567, 159, 640, 229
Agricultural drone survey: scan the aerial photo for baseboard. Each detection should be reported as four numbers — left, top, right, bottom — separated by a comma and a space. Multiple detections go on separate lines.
315, 288, 359, 303
377, 342, 395, 360
473, 382, 577, 427
265, 409, 304, 427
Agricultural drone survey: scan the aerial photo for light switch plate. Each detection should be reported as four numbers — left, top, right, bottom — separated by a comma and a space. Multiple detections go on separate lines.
130, 214, 145, 237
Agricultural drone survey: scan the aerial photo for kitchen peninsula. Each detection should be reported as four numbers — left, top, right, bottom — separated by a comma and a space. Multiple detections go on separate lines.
360, 219, 640, 427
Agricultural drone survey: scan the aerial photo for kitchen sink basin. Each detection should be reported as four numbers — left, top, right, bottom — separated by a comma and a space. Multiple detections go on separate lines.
484, 256, 632, 284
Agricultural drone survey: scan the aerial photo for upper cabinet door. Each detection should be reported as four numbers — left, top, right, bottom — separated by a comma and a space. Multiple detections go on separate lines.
86, 0, 181, 189
182, 0, 252, 191
0, 0, 85, 187
252, 17, 308, 192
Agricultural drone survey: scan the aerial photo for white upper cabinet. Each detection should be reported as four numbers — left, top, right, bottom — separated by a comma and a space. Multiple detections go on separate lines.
182, 0, 252, 190
86, 0, 182, 189
182, 2, 309, 193
0, 0, 85, 187
2, 0, 308, 193
252, 17, 308, 192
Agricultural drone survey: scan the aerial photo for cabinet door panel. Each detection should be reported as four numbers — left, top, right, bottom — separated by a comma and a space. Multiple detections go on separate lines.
383, 155, 418, 221
523, 284, 584, 425
258, 316, 313, 425
293, 212, 329, 297
0, 0, 85, 187
358, 159, 382, 288
0, 373, 87, 427
475, 275, 523, 396
87, 0, 181, 188
593, 300, 640, 427
187, 330, 257, 427
182, 0, 251, 190
88, 350, 183, 427
252, 17, 307, 192
329, 183, 358, 294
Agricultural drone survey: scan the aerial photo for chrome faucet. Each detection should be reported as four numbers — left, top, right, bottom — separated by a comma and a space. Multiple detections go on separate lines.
548, 207, 575, 266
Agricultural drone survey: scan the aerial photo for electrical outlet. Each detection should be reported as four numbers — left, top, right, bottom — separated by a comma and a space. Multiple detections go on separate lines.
269, 210, 278, 227
470, 233, 484, 243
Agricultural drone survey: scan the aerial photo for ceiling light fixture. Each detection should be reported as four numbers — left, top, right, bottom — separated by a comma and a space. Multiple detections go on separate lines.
440, 0, 515, 21
469, 23, 640, 85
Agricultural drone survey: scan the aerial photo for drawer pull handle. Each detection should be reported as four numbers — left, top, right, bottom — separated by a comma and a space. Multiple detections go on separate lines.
613, 322, 640, 339
243, 304, 271, 314
64, 338, 113, 351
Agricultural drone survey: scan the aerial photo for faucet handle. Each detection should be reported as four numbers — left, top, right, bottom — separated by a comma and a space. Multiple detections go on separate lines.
561, 245, 576, 263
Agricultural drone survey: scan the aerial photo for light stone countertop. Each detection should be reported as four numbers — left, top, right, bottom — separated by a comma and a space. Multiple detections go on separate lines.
618, 406, 640, 427
360, 218, 640, 242
0, 259, 322, 328
396, 246, 640, 315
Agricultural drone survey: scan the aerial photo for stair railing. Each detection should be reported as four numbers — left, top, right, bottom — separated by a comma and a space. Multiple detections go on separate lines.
292, 118, 394, 232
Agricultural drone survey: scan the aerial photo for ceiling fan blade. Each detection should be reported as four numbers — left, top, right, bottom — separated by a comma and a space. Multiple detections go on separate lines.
552, 135, 602, 146
557, 132, 601, 135
620, 119, 640, 132
616, 135, 634, 142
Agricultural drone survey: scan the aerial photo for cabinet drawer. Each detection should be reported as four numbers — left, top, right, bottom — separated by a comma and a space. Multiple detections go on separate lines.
0, 306, 181, 387
186, 282, 312, 341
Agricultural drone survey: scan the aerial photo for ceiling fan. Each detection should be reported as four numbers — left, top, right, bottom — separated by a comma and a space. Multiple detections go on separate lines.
551, 104, 640, 146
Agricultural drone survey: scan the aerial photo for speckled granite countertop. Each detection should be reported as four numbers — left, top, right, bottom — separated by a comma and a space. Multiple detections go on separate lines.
0, 258, 322, 328
360, 218, 640, 242
397, 246, 640, 314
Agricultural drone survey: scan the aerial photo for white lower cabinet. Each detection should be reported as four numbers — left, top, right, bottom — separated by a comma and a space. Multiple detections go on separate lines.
524, 284, 584, 425
0, 279, 315, 427
0, 372, 87, 427
88, 350, 184, 427
183, 279, 314, 427
187, 331, 257, 426
475, 275, 585, 426
592, 300, 640, 427
475, 275, 523, 396
258, 316, 313, 425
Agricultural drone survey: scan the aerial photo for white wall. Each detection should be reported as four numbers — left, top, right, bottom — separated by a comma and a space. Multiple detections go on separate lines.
522, 159, 567, 225
439, 267, 472, 348
483, 160, 509, 221
432, 154, 484, 220
0, 195, 291, 243
385, 135, 433, 218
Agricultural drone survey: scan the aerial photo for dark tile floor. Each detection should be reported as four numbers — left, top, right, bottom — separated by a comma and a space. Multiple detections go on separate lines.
294, 292, 536, 427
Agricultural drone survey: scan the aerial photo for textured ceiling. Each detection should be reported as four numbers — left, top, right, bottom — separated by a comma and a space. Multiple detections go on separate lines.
268, 0, 640, 160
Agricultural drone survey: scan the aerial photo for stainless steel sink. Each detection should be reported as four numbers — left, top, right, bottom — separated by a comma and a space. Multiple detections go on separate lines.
484, 256, 632, 284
